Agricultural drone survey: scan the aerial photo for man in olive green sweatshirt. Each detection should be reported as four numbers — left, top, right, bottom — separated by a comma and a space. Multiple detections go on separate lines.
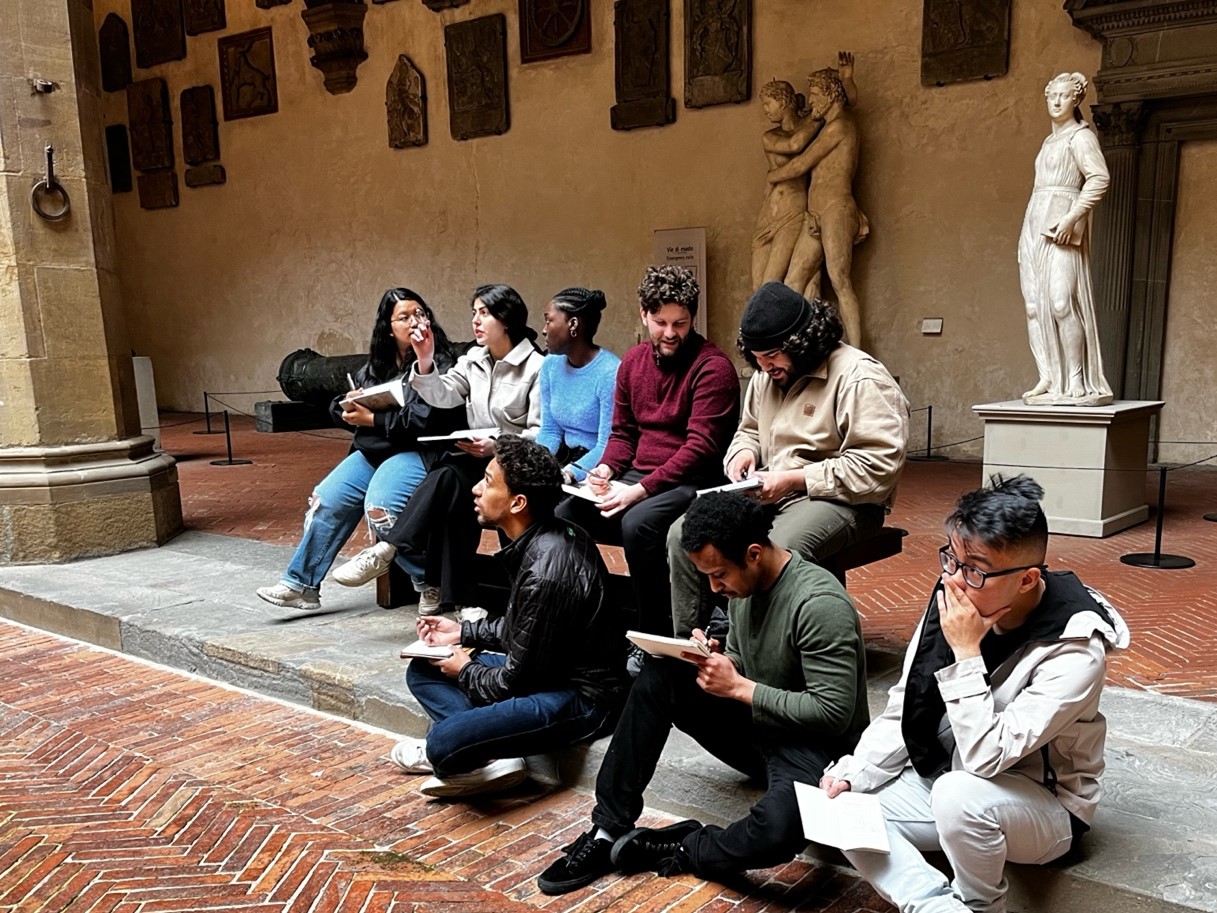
537, 491, 869, 895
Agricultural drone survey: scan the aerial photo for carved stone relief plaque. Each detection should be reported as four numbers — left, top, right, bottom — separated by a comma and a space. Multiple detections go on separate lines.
138, 170, 179, 209
181, 86, 220, 165
126, 78, 174, 171
184, 0, 226, 36
104, 125, 133, 193
444, 15, 509, 140
99, 14, 133, 93
218, 28, 279, 120
131, 0, 187, 70
387, 55, 428, 148
519, 0, 591, 63
611, 0, 676, 130
185, 164, 227, 187
920, 0, 1010, 86
423, 0, 470, 10
685, 0, 750, 108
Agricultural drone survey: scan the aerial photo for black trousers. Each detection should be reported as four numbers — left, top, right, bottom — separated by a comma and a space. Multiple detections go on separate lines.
381, 454, 486, 608
555, 469, 697, 635
590, 658, 832, 877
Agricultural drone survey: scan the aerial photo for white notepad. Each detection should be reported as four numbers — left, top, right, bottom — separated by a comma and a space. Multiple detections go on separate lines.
399, 639, 453, 660
793, 781, 890, 854
626, 631, 712, 664
696, 477, 762, 496
417, 427, 499, 443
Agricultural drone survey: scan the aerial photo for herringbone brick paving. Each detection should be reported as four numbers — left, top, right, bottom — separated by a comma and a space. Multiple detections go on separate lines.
162, 411, 1217, 701
0, 622, 890, 912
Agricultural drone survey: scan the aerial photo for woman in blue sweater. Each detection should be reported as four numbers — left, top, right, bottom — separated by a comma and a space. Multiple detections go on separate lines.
537, 287, 620, 484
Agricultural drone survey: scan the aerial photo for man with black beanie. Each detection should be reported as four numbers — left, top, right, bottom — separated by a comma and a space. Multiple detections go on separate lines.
668, 281, 909, 636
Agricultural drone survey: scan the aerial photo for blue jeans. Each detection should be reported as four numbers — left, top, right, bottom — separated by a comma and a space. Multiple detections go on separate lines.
282, 450, 428, 593
406, 653, 607, 778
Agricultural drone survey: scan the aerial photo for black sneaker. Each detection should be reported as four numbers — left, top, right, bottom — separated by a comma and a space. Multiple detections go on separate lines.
610, 818, 702, 875
537, 829, 615, 895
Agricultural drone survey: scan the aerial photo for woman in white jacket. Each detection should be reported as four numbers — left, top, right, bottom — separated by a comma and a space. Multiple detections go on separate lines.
820, 475, 1129, 913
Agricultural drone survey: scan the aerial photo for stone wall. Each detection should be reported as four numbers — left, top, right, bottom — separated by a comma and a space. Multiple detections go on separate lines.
93, 0, 1107, 456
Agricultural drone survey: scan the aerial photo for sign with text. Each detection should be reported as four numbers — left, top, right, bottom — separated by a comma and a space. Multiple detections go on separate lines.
652, 227, 708, 337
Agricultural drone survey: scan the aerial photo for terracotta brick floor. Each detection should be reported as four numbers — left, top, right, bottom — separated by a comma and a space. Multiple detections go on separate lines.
0, 622, 890, 912
162, 411, 1217, 700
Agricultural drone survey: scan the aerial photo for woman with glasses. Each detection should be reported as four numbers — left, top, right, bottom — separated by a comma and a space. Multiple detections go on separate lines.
334, 284, 545, 615
257, 288, 462, 611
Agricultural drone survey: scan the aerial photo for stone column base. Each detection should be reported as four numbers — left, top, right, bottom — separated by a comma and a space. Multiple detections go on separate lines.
0, 436, 183, 564
972, 400, 1165, 538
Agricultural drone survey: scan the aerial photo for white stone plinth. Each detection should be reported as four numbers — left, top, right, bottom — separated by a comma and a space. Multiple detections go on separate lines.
973, 400, 1164, 537
133, 356, 161, 451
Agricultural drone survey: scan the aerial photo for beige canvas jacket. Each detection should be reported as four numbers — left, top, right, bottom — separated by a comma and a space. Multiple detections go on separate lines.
724, 344, 909, 509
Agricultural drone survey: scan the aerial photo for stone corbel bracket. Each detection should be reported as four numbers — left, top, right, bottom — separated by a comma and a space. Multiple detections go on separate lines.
422, 0, 470, 9
301, 1, 369, 95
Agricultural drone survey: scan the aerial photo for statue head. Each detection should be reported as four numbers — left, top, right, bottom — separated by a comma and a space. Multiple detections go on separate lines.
805, 68, 847, 117
1044, 72, 1088, 123
760, 79, 801, 124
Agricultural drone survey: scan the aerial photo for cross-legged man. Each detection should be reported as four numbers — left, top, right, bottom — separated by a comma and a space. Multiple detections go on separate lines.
391, 435, 628, 798
669, 281, 909, 637
536, 491, 869, 893
821, 475, 1129, 913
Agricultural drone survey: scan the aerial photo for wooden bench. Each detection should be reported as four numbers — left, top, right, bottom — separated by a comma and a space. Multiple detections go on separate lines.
820, 525, 908, 586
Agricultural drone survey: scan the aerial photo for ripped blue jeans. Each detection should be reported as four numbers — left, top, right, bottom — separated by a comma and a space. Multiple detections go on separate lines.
281, 450, 428, 594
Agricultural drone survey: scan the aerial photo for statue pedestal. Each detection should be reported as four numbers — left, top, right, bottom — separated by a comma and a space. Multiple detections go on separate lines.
972, 400, 1164, 538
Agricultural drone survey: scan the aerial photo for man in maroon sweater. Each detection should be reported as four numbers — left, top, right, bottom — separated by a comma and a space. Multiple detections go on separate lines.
557, 266, 739, 636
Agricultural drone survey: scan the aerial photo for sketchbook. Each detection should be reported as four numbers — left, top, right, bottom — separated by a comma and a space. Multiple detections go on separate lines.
696, 477, 762, 497
561, 481, 628, 503
626, 631, 712, 664
343, 379, 406, 412
417, 427, 499, 443
793, 781, 890, 854
399, 639, 453, 660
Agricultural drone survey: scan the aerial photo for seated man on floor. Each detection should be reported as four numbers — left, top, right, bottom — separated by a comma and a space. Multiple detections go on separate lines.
390, 435, 629, 798
821, 475, 1129, 913
558, 265, 739, 635
536, 491, 868, 894
669, 281, 909, 637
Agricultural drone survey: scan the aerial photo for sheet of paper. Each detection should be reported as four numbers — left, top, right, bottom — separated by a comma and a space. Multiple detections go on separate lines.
399, 639, 453, 660
793, 781, 890, 854
561, 481, 627, 503
696, 477, 762, 496
626, 631, 711, 664
417, 427, 499, 443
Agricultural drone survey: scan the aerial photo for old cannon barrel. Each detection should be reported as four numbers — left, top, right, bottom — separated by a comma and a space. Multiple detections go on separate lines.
277, 348, 368, 406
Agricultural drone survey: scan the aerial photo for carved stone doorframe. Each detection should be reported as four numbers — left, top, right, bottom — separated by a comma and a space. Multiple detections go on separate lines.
1066, 0, 1217, 400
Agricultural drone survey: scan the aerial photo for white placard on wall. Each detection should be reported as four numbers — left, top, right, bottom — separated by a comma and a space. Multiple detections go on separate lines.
652, 227, 708, 338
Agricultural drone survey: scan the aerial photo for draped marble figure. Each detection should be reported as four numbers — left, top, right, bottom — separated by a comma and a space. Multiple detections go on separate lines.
1018, 72, 1113, 406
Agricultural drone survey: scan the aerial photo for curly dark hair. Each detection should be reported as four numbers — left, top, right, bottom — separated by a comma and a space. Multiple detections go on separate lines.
638, 265, 700, 316
551, 286, 608, 338
680, 492, 773, 565
493, 434, 563, 519
946, 474, 1048, 561
736, 296, 843, 375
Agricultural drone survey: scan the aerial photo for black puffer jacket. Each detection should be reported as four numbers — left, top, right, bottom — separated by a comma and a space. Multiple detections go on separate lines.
328, 351, 465, 468
457, 517, 629, 711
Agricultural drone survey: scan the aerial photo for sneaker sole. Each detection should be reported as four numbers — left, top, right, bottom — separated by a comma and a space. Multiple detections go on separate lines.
256, 591, 320, 611
331, 568, 389, 587
418, 766, 529, 798
537, 867, 609, 896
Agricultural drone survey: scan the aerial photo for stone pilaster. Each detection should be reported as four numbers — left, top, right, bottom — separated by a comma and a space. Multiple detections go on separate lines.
0, 0, 182, 563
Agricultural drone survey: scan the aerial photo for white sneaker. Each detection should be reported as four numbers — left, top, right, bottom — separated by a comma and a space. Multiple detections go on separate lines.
332, 541, 396, 587
417, 587, 442, 616
418, 758, 528, 798
455, 606, 488, 624
256, 583, 320, 610
388, 737, 433, 774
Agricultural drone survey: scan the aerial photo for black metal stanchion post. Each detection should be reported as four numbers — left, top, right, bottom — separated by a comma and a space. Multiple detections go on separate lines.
194, 390, 224, 435
1120, 466, 1195, 569
914, 404, 948, 461
209, 411, 253, 466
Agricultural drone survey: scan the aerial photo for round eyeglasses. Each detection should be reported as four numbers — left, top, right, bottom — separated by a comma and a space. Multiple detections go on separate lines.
938, 545, 1046, 589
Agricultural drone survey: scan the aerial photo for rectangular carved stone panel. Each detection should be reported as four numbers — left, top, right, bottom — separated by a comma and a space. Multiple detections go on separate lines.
611, 0, 675, 130
684, 0, 750, 108
131, 0, 187, 69
105, 125, 133, 194
99, 14, 132, 93
181, 85, 220, 165
126, 78, 174, 172
445, 15, 509, 140
184, 0, 226, 36
137, 170, 179, 209
185, 164, 227, 187
519, 0, 591, 63
920, 0, 1010, 86
218, 28, 279, 120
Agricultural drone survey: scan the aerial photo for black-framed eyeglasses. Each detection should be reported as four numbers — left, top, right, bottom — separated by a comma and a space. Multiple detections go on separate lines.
938, 545, 1045, 590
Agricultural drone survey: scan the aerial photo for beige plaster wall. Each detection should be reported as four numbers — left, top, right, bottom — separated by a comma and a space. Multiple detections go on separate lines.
94, 0, 1103, 455
1159, 139, 1217, 467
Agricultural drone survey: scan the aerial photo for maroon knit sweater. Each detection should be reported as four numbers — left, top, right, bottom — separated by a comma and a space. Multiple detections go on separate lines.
600, 335, 740, 495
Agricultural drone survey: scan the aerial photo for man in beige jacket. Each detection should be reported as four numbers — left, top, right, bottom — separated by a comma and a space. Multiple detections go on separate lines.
667, 282, 908, 636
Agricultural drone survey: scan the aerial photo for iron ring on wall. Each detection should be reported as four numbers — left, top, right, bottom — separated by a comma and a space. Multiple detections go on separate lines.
31, 179, 71, 221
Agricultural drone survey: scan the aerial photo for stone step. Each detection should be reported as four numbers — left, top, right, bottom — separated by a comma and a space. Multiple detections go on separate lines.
1, 529, 1213, 913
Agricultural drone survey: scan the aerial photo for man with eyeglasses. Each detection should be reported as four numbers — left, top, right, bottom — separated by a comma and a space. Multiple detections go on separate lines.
819, 474, 1130, 913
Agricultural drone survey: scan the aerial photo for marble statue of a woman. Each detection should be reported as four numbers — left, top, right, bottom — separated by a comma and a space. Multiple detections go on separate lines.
1018, 72, 1113, 406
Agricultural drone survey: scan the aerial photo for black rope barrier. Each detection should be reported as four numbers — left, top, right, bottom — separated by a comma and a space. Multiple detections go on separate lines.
208, 411, 253, 467
1120, 465, 1196, 570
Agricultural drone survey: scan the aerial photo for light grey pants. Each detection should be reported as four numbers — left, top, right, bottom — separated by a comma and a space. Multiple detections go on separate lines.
844, 765, 1074, 913
668, 497, 883, 636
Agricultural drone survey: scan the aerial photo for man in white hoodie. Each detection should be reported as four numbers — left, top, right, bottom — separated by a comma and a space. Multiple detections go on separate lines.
821, 474, 1129, 913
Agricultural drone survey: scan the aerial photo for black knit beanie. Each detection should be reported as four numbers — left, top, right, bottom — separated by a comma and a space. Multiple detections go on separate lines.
739, 282, 812, 351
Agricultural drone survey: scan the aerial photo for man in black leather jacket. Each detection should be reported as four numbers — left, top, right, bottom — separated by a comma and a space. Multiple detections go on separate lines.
390, 435, 629, 798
